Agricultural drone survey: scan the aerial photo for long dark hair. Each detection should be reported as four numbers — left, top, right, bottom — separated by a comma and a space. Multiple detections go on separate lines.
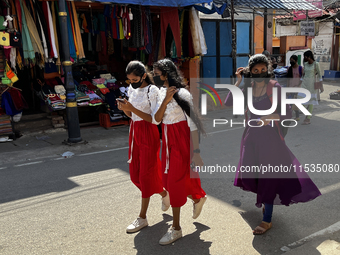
153, 59, 205, 135
303, 50, 315, 62
125, 60, 152, 84
242, 54, 274, 109
287, 55, 298, 78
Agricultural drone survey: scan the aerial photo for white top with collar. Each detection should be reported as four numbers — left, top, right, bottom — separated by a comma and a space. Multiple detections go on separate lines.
153, 87, 197, 131
128, 84, 159, 124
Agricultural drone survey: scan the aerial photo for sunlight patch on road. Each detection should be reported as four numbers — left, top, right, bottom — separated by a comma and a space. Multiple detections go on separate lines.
68, 168, 129, 187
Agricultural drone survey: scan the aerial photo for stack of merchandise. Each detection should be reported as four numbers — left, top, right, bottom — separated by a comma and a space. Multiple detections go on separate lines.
74, 80, 103, 106
0, 113, 13, 139
41, 84, 66, 111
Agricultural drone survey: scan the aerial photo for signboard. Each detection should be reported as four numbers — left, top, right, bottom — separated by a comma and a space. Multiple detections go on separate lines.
300, 21, 315, 36
293, 0, 323, 21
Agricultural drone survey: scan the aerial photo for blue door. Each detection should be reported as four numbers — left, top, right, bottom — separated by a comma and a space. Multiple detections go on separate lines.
201, 20, 251, 81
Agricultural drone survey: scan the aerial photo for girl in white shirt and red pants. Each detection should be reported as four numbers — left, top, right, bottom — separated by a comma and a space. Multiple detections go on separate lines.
153, 59, 207, 245
118, 61, 170, 234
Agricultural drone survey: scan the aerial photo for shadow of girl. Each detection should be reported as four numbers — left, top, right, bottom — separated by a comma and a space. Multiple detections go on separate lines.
134, 215, 211, 255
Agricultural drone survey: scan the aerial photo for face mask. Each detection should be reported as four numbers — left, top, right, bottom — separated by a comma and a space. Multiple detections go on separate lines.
153, 75, 165, 86
131, 76, 144, 89
251, 71, 268, 82
290, 61, 295, 66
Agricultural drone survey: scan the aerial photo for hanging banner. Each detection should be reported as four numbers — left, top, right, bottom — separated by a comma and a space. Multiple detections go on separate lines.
293, 0, 323, 21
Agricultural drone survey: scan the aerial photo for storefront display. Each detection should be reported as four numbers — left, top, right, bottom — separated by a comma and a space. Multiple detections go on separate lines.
0, 0, 207, 136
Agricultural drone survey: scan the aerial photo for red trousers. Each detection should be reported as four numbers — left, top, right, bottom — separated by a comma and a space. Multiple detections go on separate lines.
128, 120, 163, 198
162, 121, 206, 207
160, 7, 182, 58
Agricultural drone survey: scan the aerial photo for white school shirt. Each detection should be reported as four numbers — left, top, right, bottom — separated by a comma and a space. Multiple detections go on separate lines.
127, 84, 160, 124
127, 84, 160, 164
152, 87, 198, 174
153, 87, 197, 131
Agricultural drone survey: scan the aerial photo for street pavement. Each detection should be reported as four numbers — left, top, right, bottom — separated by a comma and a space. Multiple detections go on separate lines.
0, 82, 340, 255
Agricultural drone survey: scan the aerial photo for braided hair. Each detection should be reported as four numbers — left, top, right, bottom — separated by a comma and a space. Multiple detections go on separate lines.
153, 59, 205, 135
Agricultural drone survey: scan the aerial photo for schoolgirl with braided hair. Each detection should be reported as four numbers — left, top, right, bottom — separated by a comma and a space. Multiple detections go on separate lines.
152, 58, 207, 245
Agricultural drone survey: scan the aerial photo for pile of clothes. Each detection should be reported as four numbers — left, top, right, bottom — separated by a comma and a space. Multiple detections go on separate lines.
40, 78, 66, 111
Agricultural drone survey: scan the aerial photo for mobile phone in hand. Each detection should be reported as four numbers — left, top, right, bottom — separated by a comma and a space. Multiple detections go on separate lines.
116, 98, 126, 103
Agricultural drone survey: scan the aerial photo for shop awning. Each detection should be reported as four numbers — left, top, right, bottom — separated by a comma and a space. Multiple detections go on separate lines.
213, 0, 320, 11
95, 0, 209, 7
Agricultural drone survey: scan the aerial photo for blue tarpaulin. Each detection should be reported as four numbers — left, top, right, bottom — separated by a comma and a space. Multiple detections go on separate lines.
95, 0, 208, 7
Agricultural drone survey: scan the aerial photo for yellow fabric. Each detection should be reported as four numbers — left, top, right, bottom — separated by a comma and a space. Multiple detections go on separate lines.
118, 19, 124, 39
16, 50, 23, 70
71, 2, 85, 59
67, 2, 78, 57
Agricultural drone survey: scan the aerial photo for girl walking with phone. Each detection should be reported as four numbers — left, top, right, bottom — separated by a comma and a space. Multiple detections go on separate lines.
118, 60, 170, 234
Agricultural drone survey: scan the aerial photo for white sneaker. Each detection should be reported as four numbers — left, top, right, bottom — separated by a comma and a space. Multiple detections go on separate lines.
193, 196, 207, 219
126, 217, 148, 233
159, 227, 182, 245
162, 191, 170, 211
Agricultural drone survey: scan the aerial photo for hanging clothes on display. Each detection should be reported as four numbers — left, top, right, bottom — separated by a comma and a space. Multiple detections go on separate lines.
129, 5, 143, 49
160, 7, 181, 58
51, 2, 61, 66
22, 1, 45, 64
18, 0, 35, 63
65, 2, 77, 60
71, 2, 85, 59
189, 7, 207, 56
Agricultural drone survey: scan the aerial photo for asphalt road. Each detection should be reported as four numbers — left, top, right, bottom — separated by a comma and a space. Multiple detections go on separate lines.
0, 83, 340, 255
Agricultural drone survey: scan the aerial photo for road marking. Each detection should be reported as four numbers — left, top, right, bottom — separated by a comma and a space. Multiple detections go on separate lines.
207, 127, 244, 135
319, 181, 340, 195
78, 147, 129, 156
14, 161, 43, 167
281, 220, 340, 252
0, 167, 7, 170
53, 157, 66, 160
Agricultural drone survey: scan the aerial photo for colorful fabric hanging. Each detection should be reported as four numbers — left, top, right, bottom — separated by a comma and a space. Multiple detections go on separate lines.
67, 2, 79, 57
18, 0, 35, 63
65, 2, 76, 60
71, 2, 85, 59
51, 2, 61, 65
46, 2, 58, 58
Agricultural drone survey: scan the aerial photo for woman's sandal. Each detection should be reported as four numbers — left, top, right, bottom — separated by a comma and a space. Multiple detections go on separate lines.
253, 221, 272, 235
301, 118, 311, 125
